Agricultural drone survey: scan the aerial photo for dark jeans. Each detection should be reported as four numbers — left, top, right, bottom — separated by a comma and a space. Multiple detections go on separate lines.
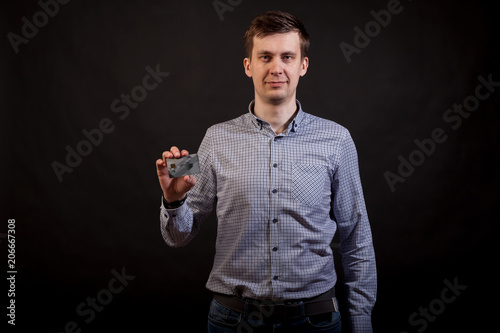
207, 298, 341, 333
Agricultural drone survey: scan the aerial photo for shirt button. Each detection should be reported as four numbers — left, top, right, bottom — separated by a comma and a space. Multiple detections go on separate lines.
273, 276, 279, 281
273, 163, 278, 168
272, 189, 278, 194
272, 218, 278, 223
272, 247, 278, 252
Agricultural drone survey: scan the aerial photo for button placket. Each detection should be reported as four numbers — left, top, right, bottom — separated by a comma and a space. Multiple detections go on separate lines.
269, 135, 282, 298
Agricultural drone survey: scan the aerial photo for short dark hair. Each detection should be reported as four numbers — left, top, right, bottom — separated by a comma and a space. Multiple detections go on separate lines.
243, 11, 310, 59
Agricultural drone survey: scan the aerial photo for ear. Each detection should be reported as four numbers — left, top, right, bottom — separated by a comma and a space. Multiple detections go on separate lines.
244, 57, 252, 78
300, 57, 309, 77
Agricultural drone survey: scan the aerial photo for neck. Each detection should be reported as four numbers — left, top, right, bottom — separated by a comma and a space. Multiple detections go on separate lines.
253, 95, 298, 134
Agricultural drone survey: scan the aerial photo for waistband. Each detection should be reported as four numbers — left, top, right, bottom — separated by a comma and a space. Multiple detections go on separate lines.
213, 288, 337, 322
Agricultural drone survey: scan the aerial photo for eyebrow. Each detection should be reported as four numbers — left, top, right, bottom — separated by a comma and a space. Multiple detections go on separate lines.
256, 50, 297, 57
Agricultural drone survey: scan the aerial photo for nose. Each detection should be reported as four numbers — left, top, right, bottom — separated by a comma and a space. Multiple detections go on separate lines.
270, 59, 283, 75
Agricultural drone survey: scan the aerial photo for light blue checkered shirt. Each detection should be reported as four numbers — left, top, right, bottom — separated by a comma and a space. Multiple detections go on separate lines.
160, 100, 377, 332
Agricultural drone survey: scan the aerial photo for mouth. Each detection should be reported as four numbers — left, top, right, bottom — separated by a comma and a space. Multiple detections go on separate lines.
265, 81, 287, 87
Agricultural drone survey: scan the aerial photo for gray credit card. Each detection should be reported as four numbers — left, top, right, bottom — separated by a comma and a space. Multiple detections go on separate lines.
166, 153, 200, 178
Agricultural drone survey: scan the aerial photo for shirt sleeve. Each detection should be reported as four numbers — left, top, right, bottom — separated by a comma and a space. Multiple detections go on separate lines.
332, 130, 377, 333
159, 129, 217, 247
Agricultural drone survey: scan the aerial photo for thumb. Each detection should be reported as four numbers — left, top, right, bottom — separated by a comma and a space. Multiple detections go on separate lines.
183, 175, 197, 189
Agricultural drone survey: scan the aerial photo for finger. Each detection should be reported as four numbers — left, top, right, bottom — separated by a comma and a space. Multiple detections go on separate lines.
180, 149, 189, 157
156, 159, 170, 177
156, 158, 166, 169
170, 146, 181, 158
162, 151, 173, 162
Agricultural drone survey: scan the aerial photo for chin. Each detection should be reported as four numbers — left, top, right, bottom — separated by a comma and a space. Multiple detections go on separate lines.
266, 93, 291, 105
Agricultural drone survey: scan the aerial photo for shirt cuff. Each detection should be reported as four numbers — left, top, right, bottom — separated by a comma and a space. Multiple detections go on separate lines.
160, 196, 189, 220
350, 315, 373, 333
162, 195, 187, 209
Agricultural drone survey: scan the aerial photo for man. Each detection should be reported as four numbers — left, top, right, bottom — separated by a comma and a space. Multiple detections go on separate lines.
156, 11, 376, 333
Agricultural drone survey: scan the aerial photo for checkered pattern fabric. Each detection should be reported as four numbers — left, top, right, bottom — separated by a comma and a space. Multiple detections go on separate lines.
160, 100, 377, 332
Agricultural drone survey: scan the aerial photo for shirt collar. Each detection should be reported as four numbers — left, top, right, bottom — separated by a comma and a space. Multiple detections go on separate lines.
248, 99, 305, 133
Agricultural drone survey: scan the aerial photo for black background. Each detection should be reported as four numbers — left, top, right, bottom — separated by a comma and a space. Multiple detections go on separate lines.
2, 0, 498, 332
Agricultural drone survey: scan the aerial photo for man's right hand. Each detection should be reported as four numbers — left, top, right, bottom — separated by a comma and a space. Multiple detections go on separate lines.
156, 146, 197, 203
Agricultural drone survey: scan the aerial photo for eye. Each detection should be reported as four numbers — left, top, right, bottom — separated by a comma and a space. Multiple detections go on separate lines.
261, 55, 270, 61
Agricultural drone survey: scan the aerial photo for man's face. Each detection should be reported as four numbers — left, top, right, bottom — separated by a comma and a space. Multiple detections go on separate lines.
244, 32, 308, 106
